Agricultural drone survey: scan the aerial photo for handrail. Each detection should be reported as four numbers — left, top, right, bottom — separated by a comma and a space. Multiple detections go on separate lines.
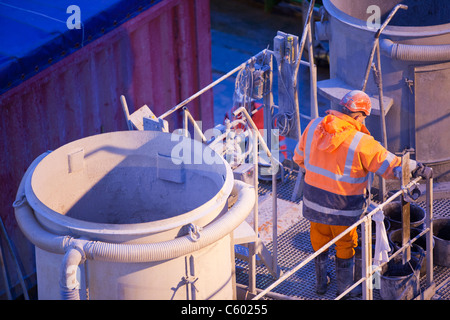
182, 107, 207, 142
159, 50, 269, 120
252, 176, 422, 300
232, 106, 282, 169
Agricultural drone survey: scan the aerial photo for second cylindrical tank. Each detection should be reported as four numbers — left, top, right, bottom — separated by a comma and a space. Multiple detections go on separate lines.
319, 0, 450, 181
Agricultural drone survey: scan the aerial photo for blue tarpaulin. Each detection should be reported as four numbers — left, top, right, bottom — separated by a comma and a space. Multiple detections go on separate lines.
0, 0, 161, 94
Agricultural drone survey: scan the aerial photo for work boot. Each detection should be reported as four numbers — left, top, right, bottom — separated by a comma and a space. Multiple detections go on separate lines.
335, 256, 361, 299
314, 252, 330, 295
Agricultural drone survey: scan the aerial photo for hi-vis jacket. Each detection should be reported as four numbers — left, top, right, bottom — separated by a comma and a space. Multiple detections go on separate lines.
293, 110, 401, 226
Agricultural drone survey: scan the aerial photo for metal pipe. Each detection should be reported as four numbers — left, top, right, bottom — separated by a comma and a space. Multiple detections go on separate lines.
263, 53, 279, 275
380, 39, 450, 62
263, 53, 274, 152
15, 179, 254, 263
0, 216, 29, 300
233, 107, 279, 166
183, 107, 188, 138
60, 245, 84, 300
376, 4, 409, 37
361, 215, 373, 300
375, 44, 388, 148
374, 43, 388, 201
339, 225, 429, 300
236, 283, 300, 300
14, 155, 256, 299
119, 95, 133, 130
253, 214, 365, 300
247, 132, 259, 295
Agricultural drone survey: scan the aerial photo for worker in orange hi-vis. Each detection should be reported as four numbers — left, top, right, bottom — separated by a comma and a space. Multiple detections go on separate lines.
293, 90, 432, 298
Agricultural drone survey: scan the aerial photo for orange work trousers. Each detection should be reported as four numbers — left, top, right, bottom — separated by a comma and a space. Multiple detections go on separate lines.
310, 221, 358, 259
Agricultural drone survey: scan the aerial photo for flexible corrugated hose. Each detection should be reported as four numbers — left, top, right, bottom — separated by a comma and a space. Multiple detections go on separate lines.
14, 153, 255, 300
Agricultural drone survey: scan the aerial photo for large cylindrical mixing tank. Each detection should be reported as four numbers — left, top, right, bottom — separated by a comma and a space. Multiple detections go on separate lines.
320, 0, 450, 181
14, 131, 255, 299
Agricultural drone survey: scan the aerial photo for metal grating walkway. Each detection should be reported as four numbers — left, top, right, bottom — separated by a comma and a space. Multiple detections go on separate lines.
235, 171, 450, 300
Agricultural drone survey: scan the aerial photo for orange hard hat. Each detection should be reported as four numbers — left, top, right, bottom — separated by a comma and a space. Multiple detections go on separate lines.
339, 90, 372, 116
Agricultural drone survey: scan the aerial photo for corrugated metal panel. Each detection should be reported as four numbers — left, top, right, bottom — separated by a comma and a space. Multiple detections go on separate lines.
0, 0, 212, 297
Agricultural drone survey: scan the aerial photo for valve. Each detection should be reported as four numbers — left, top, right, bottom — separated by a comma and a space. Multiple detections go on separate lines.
402, 182, 421, 202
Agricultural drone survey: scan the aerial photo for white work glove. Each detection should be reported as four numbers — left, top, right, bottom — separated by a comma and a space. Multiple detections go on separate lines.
372, 210, 391, 266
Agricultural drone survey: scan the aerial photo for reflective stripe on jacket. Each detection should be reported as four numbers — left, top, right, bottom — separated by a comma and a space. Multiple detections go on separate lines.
294, 110, 401, 226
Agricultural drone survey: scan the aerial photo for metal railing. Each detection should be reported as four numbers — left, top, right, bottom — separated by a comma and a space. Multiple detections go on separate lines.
252, 175, 434, 300
155, 38, 436, 300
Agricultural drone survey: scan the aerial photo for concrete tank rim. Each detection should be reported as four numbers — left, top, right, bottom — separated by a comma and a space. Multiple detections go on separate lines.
24, 131, 234, 241
323, 0, 450, 38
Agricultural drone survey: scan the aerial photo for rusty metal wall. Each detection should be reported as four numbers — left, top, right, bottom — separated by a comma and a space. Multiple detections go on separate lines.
0, 0, 212, 297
